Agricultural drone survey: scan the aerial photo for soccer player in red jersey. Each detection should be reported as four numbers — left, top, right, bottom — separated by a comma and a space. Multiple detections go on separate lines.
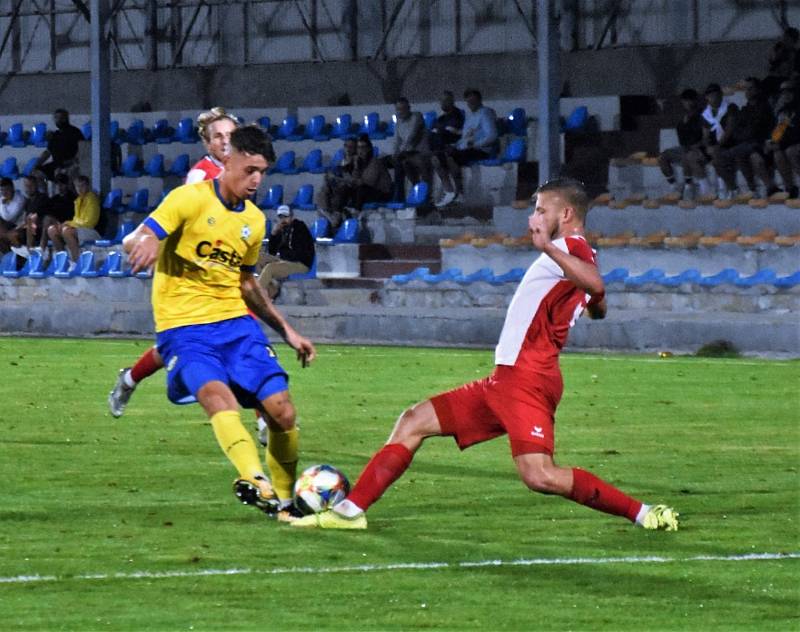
293, 178, 679, 531
108, 108, 239, 418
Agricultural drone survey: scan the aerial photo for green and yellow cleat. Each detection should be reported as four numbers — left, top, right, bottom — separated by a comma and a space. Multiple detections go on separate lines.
290, 510, 368, 530
642, 504, 679, 531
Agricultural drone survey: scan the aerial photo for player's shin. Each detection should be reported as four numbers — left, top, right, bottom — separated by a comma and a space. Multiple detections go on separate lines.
211, 410, 265, 481
265, 426, 299, 503
344, 443, 413, 513
568, 467, 642, 522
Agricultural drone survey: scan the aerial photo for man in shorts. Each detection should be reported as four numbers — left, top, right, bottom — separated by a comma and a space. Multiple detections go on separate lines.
124, 125, 315, 520
293, 178, 679, 531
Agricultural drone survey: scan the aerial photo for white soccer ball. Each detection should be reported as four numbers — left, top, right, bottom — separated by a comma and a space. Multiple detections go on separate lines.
293, 464, 351, 515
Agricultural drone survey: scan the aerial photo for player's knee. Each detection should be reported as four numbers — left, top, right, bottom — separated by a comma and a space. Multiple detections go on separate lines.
519, 464, 560, 495
392, 404, 431, 443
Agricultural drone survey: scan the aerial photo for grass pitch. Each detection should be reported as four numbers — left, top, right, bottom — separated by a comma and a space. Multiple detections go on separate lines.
0, 337, 798, 631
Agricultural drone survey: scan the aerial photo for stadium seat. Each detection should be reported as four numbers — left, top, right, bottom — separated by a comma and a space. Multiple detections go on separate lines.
298, 149, 324, 174
563, 106, 589, 132
75, 251, 98, 277
276, 115, 300, 141
101, 188, 124, 214
698, 268, 740, 287
423, 110, 437, 131
333, 218, 360, 243
734, 268, 777, 287
325, 148, 345, 172
774, 270, 800, 288
480, 138, 526, 166
174, 118, 198, 143
286, 256, 317, 281
7, 123, 26, 147
306, 115, 330, 141
386, 182, 429, 209
126, 119, 146, 145
310, 217, 330, 240
28, 253, 55, 278
506, 107, 527, 136
624, 268, 666, 286
455, 268, 494, 284
30, 122, 48, 148
110, 120, 123, 144
81, 122, 92, 140
257, 116, 272, 133
391, 266, 430, 284
144, 153, 166, 177
661, 268, 702, 286
152, 118, 173, 144
602, 267, 629, 283
360, 112, 386, 140
0, 157, 19, 179
490, 268, 525, 284
106, 251, 129, 277
422, 268, 462, 283
126, 189, 150, 213
21, 157, 39, 177
52, 251, 78, 278
290, 184, 316, 210
96, 220, 137, 247
168, 154, 190, 178
1, 251, 33, 278
271, 151, 298, 175
120, 154, 142, 178
259, 184, 283, 210
331, 114, 354, 139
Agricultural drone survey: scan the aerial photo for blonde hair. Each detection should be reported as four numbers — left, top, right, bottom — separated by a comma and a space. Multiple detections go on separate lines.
196, 107, 239, 143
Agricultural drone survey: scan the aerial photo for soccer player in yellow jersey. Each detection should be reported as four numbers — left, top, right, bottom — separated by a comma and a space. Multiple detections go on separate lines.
123, 125, 315, 520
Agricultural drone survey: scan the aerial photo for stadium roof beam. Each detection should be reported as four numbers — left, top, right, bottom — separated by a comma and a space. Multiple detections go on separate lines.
171, 0, 206, 68
537, 0, 560, 183
90, 0, 112, 197
0, 0, 24, 66
372, 0, 406, 60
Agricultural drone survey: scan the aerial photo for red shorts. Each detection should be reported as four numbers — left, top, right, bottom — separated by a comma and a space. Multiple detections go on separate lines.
431, 369, 563, 457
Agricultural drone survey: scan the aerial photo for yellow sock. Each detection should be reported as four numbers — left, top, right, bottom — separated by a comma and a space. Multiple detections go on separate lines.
210, 410, 264, 481
265, 426, 299, 501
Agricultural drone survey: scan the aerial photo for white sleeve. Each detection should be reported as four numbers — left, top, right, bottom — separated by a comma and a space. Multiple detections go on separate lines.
184, 169, 206, 184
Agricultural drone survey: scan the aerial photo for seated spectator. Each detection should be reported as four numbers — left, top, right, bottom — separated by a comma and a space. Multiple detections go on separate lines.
658, 89, 710, 199
258, 205, 315, 299
10, 175, 51, 257
712, 78, 776, 198
433, 88, 498, 207
47, 175, 100, 268
322, 137, 357, 227
321, 134, 392, 230
429, 90, 464, 152
34, 108, 84, 183
765, 80, 800, 198
383, 97, 432, 202
0, 177, 26, 254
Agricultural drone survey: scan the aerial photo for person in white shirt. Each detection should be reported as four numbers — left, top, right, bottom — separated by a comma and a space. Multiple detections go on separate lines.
0, 177, 26, 254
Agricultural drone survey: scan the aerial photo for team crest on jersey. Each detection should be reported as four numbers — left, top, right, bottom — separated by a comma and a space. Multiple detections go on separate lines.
166, 355, 178, 371
241, 224, 251, 240
207, 216, 216, 226
265, 344, 276, 358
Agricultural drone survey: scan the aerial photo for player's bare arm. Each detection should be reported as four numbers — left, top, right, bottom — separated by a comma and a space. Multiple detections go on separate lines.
240, 271, 316, 366
123, 223, 159, 273
531, 229, 605, 297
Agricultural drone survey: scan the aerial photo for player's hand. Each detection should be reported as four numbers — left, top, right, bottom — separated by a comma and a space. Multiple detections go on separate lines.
127, 233, 159, 273
528, 216, 552, 252
284, 327, 316, 368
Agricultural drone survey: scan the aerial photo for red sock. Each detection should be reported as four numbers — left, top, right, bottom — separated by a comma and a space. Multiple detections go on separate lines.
130, 347, 162, 383
569, 468, 642, 523
347, 443, 413, 511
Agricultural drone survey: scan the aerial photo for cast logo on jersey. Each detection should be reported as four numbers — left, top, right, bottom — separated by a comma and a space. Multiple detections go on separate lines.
195, 239, 243, 267
241, 224, 251, 240
166, 355, 178, 371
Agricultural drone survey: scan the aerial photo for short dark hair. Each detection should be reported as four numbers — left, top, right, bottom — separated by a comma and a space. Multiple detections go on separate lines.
54, 108, 68, 116
535, 178, 590, 222
463, 88, 482, 100
680, 88, 698, 101
396, 97, 409, 106
0, 177, 13, 189
704, 83, 722, 95
229, 125, 275, 163
74, 174, 90, 185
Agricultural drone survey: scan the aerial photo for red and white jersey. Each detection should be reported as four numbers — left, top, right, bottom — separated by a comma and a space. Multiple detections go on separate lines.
185, 155, 223, 184
495, 235, 596, 373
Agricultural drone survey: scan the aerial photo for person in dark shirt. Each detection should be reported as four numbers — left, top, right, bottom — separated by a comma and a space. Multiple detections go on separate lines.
17, 175, 51, 254
658, 89, 710, 199
713, 78, 776, 197
258, 205, 315, 299
38, 173, 76, 256
430, 90, 464, 151
35, 109, 85, 182
764, 80, 800, 198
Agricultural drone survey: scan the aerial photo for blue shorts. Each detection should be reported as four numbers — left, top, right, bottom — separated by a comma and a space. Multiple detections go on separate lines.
156, 316, 289, 408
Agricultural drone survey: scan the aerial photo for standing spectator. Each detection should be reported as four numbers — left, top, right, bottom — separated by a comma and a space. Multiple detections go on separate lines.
658, 89, 710, 200
259, 205, 315, 299
34, 109, 85, 183
384, 97, 432, 201
0, 177, 25, 254
47, 175, 101, 268
713, 78, 776, 198
10, 175, 50, 257
764, 27, 799, 100
765, 80, 800, 198
429, 90, 464, 152
433, 89, 498, 207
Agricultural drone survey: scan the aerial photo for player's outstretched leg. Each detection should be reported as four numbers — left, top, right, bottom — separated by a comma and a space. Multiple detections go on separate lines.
108, 347, 164, 417
260, 391, 304, 522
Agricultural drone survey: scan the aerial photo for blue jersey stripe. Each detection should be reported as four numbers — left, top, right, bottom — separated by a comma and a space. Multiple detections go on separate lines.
241, 264, 257, 272
143, 217, 168, 240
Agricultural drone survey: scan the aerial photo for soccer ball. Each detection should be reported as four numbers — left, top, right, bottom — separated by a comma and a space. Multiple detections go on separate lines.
293, 464, 351, 515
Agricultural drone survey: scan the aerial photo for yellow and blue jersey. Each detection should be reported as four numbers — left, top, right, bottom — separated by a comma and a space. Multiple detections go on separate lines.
143, 179, 266, 332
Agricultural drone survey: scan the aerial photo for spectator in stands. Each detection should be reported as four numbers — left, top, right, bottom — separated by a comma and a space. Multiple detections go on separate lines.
11, 175, 50, 258
433, 88, 498, 207
430, 90, 464, 152
658, 89, 710, 200
47, 174, 100, 268
34, 108, 84, 183
186, 107, 240, 184
321, 137, 358, 230
712, 77, 776, 198
259, 205, 315, 299
765, 80, 800, 198
323, 135, 392, 229
384, 97, 432, 202
764, 27, 799, 100
0, 177, 25, 254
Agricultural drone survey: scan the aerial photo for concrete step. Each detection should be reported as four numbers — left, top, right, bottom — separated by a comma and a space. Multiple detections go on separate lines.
359, 244, 441, 260
361, 258, 440, 277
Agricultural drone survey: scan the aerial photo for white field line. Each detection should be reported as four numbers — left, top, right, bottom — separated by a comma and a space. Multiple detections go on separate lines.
1, 552, 797, 585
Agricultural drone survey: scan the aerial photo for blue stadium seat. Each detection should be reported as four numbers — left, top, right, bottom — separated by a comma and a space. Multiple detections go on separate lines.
734, 268, 777, 287
81, 122, 92, 140
310, 217, 330, 240
259, 184, 283, 210
0, 157, 19, 179
271, 151, 298, 175
360, 112, 386, 140
386, 114, 397, 137
298, 149, 324, 174
106, 251, 129, 277
625, 268, 666, 286
331, 114, 354, 139
333, 218, 360, 243
602, 267, 629, 283
290, 184, 316, 210
101, 188, 124, 215
490, 268, 525, 284
53, 251, 78, 278
423, 110, 437, 130
774, 270, 800, 288
152, 118, 173, 144
306, 115, 330, 141
7, 123, 26, 147
661, 268, 702, 286
563, 106, 589, 132
455, 268, 494, 284
1, 251, 33, 278
96, 220, 137, 247
325, 148, 346, 172
30, 122, 48, 148
391, 266, 430, 284
257, 116, 272, 133
698, 268, 739, 287
174, 117, 198, 143
120, 154, 142, 178
286, 256, 317, 281
76, 251, 99, 277
386, 182, 429, 209
506, 107, 527, 136
423, 268, 462, 283
126, 189, 150, 213
21, 157, 39, 177
168, 154, 190, 177
276, 115, 300, 141
480, 138, 526, 166
144, 153, 165, 177
110, 120, 123, 144
126, 119, 146, 145
28, 253, 55, 279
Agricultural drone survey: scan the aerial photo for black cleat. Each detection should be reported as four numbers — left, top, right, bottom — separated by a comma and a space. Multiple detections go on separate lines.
233, 477, 280, 516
